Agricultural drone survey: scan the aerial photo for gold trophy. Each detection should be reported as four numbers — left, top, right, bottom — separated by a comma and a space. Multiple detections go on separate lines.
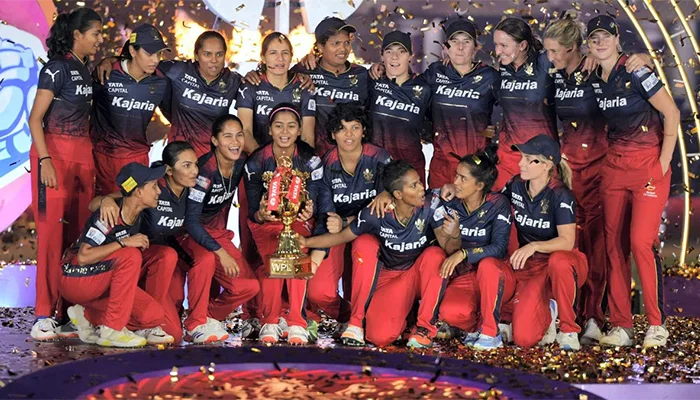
261, 156, 313, 279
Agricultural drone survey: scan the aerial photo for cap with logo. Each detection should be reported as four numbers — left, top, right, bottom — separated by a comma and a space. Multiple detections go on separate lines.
129, 24, 171, 54
511, 134, 562, 165
587, 15, 619, 38
444, 19, 478, 41
116, 162, 167, 195
382, 30, 413, 54
314, 17, 357, 41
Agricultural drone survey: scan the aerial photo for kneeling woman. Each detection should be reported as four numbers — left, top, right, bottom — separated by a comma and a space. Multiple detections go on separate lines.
245, 103, 319, 345
436, 145, 516, 350
299, 160, 448, 348
505, 135, 588, 351
178, 115, 261, 342
61, 163, 171, 347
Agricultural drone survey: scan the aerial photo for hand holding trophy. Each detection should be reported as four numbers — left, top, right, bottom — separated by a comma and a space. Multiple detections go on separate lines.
262, 156, 313, 278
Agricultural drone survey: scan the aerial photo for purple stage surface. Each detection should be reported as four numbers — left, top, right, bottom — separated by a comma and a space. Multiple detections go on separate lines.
664, 276, 700, 317
0, 346, 601, 400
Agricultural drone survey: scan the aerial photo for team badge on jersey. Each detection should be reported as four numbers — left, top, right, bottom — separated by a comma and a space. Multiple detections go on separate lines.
478, 209, 487, 219
472, 247, 484, 254
413, 85, 423, 99
149, 84, 157, 95
525, 63, 534, 76
363, 168, 374, 183
540, 199, 549, 214
415, 218, 425, 232
574, 71, 584, 85
349, 74, 358, 86
473, 75, 482, 84
292, 87, 302, 102
218, 80, 227, 93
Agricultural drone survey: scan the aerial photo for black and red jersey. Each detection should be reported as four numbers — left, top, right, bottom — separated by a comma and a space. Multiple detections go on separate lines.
140, 178, 188, 245
589, 54, 664, 149
349, 190, 441, 271
314, 144, 392, 236
37, 52, 93, 138
422, 61, 498, 158
236, 73, 316, 146
293, 61, 369, 155
243, 142, 322, 221
74, 198, 142, 249
91, 60, 168, 157
497, 52, 557, 147
184, 151, 246, 252
503, 176, 576, 249
553, 57, 608, 167
369, 75, 431, 162
433, 192, 511, 275
159, 61, 243, 155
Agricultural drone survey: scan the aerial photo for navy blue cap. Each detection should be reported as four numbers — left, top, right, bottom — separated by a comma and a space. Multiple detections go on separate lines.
129, 24, 171, 54
587, 15, 619, 38
314, 17, 356, 41
116, 162, 166, 195
511, 134, 562, 165
445, 19, 478, 41
382, 30, 412, 53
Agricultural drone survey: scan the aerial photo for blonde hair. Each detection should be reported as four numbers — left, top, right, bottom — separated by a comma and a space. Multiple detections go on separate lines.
535, 154, 573, 190
544, 9, 585, 50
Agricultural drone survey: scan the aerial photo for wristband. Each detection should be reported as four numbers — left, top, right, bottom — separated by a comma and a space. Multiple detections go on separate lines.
117, 238, 126, 248
39, 156, 51, 164
460, 248, 468, 261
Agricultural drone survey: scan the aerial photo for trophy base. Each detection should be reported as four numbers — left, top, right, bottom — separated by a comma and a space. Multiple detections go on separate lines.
266, 254, 313, 279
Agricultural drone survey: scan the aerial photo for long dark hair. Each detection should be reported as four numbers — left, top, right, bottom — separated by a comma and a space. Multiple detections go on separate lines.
458, 143, 499, 194
46, 8, 101, 58
495, 17, 543, 59
211, 114, 243, 152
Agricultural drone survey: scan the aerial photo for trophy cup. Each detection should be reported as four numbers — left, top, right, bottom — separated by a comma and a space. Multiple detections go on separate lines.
261, 156, 313, 279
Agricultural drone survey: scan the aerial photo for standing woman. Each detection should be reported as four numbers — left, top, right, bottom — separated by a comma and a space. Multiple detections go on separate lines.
28, 7, 104, 340
492, 18, 558, 191
587, 16, 679, 348
505, 135, 588, 351
369, 31, 431, 184
245, 103, 319, 345
422, 19, 499, 188
91, 24, 170, 195
177, 114, 260, 341
238, 32, 316, 149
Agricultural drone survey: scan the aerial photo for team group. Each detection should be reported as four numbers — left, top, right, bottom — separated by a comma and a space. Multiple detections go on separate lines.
28, 7, 678, 351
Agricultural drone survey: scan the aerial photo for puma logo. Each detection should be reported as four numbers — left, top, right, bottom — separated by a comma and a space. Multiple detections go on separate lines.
356, 216, 366, 227
559, 201, 574, 215
238, 87, 249, 99
44, 69, 59, 83
497, 214, 511, 224
244, 164, 255, 180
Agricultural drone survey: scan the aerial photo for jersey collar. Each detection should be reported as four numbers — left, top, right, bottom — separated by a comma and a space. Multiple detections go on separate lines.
69, 51, 88, 65
318, 59, 352, 77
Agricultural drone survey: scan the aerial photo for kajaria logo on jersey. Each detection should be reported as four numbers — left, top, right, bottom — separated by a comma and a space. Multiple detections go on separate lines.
157, 216, 184, 229
460, 225, 487, 237
598, 97, 627, 111
500, 79, 538, 92
514, 210, 550, 229
334, 189, 376, 204
208, 190, 234, 205
384, 235, 427, 252
555, 87, 584, 100
375, 96, 420, 114
182, 88, 229, 107
112, 97, 155, 111
435, 85, 480, 99
75, 84, 92, 96
314, 86, 359, 101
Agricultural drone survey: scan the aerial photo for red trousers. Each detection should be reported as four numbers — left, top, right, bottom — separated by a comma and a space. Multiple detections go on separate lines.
249, 220, 311, 327
139, 245, 181, 341
93, 151, 149, 196
31, 136, 95, 318
237, 182, 261, 320
307, 243, 352, 323
511, 251, 588, 348
602, 147, 669, 328
570, 160, 607, 326
494, 145, 520, 192
59, 248, 164, 331
439, 257, 516, 337
349, 235, 447, 347
174, 228, 259, 331
428, 154, 458, 189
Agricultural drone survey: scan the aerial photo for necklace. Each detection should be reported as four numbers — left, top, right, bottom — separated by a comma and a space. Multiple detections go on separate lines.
216, 154, 234, 198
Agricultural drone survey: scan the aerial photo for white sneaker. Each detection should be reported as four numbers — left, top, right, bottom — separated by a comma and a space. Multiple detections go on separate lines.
580, 318, 603, 345
96, 326, 147, 348
556, 332, 581, 351
288, 325, 309, 345
332, 322, 348, 341
278, 316, 289, 339
67, 305, 99, 344
55, 322, 79, 339
206, 318, 230, 341
135, 326, 175, 345
537, 299, 558, 346
260, 323, 282, 344
643, 325, 669, 348
187, 322, 228, 344
498, 323, 513, 344
600, 326, 635, 347
240, 318, 261, 339
340, 324, 365, 346
30, 318, 58, 341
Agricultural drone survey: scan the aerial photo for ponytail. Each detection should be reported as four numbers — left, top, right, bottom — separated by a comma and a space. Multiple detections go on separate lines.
458, 142, 500, 194
557, 159, 573, 190
46, 8, 101, 59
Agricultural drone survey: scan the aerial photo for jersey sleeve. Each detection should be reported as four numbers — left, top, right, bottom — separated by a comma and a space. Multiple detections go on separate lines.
79, 212, 111, 248
313, 167, 337, 236
348, 207, 380, 237
554, 188, 577, 226
300, 87, 317, 118
467, 197, 512, 264
244, 155, 265, 221
305, 155, 324, 215
236, 82, 256, 110
38, 59, 68, 94
183, 173, 221, 252
157, 60, 181, 78
631, 66, 664, 100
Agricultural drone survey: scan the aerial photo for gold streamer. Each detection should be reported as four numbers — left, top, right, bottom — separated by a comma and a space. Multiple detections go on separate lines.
617, 0, 691, 265
670, 1, 700, 67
